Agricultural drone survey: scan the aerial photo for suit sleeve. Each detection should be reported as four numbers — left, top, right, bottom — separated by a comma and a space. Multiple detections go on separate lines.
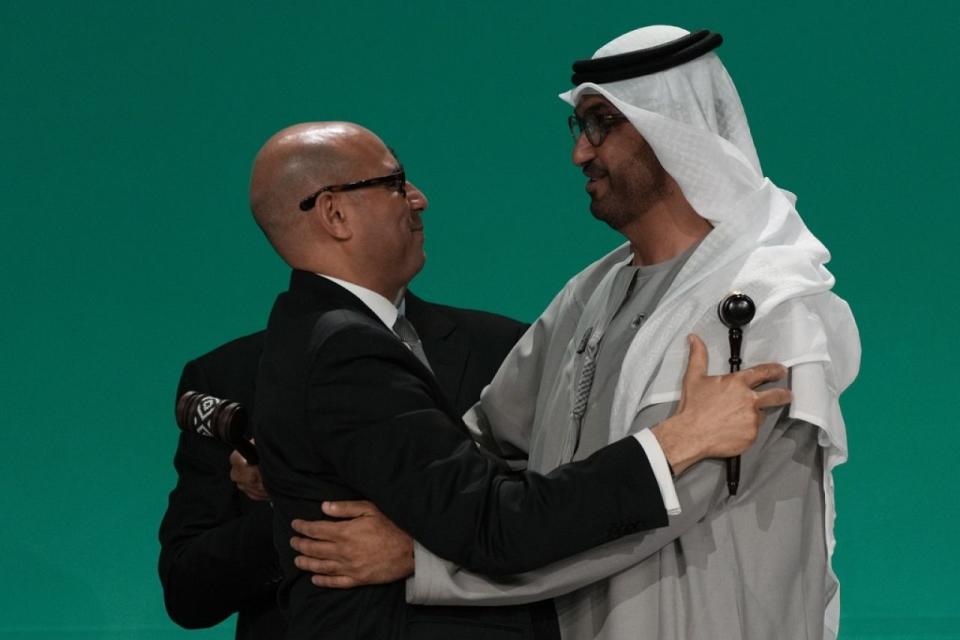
408, 393, 810, 605
309, 326, 668, 576
158, 360, 280, 628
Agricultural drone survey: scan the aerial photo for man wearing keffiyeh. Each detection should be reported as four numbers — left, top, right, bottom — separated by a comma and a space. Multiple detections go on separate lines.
303, 25, 860, 640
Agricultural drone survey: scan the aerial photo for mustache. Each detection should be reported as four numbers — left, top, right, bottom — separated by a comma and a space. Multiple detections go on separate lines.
582, 161, 607, 180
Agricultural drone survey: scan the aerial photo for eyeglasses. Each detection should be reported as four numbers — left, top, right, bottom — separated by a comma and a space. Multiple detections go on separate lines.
299, 167, 406, 212
568, 112, 628, 146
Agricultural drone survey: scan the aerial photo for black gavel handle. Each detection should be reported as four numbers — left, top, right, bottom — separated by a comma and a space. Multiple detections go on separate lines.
718, 292, 755, 497
727, 327, 743, 495
727, 457, 740, 496
233, 437, 260, 465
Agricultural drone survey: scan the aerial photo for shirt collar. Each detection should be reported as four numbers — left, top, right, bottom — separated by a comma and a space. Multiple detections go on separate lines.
317, 274, 400, 330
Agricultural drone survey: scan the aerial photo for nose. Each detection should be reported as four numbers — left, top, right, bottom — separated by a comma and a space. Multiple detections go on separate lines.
405, 181, 428, 212
571, 131, 596, 167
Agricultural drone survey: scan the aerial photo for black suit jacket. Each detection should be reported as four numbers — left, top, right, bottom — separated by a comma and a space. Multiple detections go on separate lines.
255, 271, 668, 640
159, 330, 284, 639
158, 292, 536, 639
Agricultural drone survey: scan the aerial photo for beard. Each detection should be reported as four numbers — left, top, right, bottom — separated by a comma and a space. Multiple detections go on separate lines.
589, 146, 670, 231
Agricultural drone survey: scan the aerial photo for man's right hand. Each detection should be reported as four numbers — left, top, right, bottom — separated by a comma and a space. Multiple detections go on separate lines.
229, 445, 270, 501
652, 334, 791, 475
290, 501, 414, 589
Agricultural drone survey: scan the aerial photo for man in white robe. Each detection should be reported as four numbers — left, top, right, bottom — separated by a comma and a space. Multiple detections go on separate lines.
296, 26, 860, 640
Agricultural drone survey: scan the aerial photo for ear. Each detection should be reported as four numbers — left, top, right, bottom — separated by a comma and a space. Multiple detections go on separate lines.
311, 192, 352, 241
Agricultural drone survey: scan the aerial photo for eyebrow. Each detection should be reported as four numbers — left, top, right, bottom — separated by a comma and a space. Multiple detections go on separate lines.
580, 103, 622, 118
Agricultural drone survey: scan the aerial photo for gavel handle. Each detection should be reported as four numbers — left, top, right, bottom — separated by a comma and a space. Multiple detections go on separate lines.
234, 439, 260, 465
727, 332, 742, 496
727, 456, 740, 495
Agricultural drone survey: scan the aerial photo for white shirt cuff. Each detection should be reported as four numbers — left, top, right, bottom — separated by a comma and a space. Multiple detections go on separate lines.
633, 429, 681, 515
405, 540, 434, 604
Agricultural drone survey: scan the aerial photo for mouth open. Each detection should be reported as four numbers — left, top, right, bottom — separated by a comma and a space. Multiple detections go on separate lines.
585, 175, 606, 193
583, 162, 607, 191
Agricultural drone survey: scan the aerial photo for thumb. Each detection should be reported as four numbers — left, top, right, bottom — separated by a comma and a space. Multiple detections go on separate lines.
683, 334, 709, 385
322, 500, 378, 519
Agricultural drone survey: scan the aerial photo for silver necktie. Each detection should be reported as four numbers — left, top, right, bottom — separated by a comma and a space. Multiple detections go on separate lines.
392, 315, 433, 373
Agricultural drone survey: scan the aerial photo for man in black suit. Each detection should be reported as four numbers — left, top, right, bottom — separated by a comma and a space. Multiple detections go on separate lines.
248, 121, 789, 639
158, 293, 529, 638
159, 330, 283, 639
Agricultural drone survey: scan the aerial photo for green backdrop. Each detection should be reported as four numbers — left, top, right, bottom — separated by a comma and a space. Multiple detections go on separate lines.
2, 1, 957, 638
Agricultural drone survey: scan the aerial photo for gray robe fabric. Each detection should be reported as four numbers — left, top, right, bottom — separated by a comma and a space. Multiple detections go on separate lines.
406, 246, 834, 639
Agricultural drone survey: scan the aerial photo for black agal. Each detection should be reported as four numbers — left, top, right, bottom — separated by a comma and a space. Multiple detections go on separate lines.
571, 30, 723, 85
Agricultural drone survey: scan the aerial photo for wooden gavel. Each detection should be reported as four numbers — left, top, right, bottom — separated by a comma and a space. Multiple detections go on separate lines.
175, 391, 258, 464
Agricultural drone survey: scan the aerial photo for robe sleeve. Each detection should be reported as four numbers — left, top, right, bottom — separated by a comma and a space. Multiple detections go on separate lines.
408, 392, 817, 605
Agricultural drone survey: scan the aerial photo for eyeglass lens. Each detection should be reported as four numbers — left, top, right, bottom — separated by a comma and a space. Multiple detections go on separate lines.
568, 112, 624, 146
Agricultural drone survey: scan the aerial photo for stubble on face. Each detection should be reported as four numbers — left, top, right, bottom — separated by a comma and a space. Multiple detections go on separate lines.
589, 131, 670, 231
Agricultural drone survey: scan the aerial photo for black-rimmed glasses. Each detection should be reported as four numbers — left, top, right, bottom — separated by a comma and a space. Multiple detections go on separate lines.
568, 112, 628, 146
299, 167, 406, 211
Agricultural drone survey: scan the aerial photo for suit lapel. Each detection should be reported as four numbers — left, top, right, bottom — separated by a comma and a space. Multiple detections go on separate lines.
290, 276, 470, 425
405, 292, 469, 414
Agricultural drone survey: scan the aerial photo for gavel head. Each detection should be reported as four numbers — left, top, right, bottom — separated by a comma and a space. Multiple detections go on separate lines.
175, 390, 249, 446
717, 292, 756, 329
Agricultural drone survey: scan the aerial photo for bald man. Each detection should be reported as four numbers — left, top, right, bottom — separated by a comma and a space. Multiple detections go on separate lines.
158, 285, 531, 638
248, 122, 788, 640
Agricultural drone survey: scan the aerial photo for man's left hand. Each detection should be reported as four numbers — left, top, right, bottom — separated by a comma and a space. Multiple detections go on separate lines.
290, 500, 414, 588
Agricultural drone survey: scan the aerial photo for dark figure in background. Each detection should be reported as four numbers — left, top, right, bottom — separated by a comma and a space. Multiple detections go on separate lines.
158, 292, 529, 639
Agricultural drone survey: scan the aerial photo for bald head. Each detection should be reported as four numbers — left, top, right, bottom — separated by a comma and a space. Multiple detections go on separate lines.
249, 122, 386, 267
248, 121, 428, 300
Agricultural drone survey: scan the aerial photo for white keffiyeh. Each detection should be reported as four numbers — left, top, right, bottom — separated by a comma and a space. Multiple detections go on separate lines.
559, 25, 860, 638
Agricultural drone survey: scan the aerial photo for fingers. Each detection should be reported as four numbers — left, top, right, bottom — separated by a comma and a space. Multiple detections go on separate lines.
739, 362, 788, 388
229, 449, 251, 467
291, 518, 347, 541
322, 500, 379, 519
293, 541, 363, 590
683, 334, 709, 382
242, 485, 270, 501
755, 387, 792, 409
294, 554, 339, 574
294, 552, 342, 575
231, 466, 260, 486
229, 450, 259, 480
229, 450, 269, 500
290, 535, 339, 558
311, 574, 360, 589
228, 451, 245, 483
